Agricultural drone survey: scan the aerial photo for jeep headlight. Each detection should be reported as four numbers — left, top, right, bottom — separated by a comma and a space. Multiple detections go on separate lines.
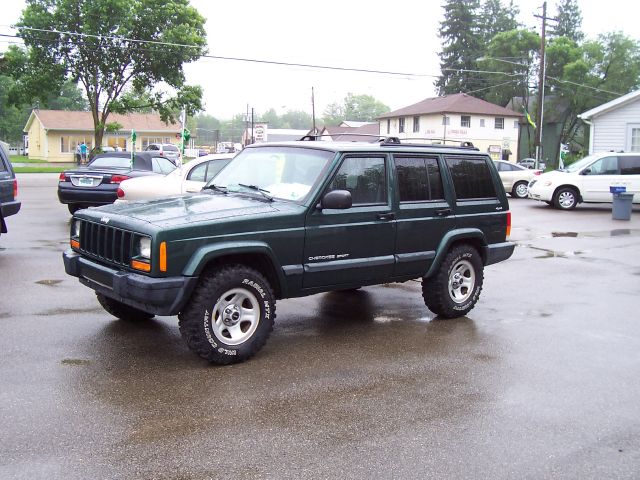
137, 236, 152, 260
71, 219, 81, 238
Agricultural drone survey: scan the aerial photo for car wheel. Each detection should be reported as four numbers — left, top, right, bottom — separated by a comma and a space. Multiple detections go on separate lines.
178, 265, 276, 365
553, 187, 578, 210
512, 181, 529, 199
96, 293, 155, 321
422, 245, 484, 319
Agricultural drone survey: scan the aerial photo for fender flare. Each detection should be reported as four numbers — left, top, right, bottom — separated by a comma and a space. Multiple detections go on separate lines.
424, 228, 487, 278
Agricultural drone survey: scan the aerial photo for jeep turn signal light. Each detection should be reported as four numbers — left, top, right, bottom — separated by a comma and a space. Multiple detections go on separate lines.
131, 259, 151, 272
70, 239, 80, 249
159, 241, 167, 272
506, 211, 512, 238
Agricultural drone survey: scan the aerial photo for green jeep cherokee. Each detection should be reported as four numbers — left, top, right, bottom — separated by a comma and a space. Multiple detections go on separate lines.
63, 138, 514, 364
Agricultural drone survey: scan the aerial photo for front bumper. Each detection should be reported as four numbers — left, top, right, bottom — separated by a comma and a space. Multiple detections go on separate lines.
63, 249, 198, 316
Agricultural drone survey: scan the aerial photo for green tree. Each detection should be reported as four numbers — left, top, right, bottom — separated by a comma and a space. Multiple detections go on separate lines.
259, 108, 283, 129
479, 0, 520, 44
193, 113, 221, 146
280, 110, 312, 129
17, 0, 207, 152
554, 0, 584, 43
436, 0, 483, 95
322, 93, 389, 125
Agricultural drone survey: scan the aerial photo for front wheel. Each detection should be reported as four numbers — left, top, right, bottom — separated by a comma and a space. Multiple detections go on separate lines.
96, 293, 155, 321
512, 181, 529, 199
178, 265, 276, 365
422, 245, 484, 318
553, 187, 578, 210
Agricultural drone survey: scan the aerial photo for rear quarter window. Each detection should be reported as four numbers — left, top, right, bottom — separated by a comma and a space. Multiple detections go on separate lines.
620, 156, 640, 175
446, 156, 497, 200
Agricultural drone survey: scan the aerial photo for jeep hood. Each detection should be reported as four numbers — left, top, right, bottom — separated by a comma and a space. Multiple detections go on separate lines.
95, 192, 285, 226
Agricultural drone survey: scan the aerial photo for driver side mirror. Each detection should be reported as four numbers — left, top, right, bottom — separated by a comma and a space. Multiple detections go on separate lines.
317, 190, 352, 210
581, 168, 592, 175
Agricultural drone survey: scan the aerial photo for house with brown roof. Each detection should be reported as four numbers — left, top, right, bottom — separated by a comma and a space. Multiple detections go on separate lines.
378, 93, 523, 160
316, 122, 380, 142
23, 109, 181, 162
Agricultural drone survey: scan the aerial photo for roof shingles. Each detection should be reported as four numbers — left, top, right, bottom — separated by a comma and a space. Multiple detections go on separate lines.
378, 93, 522, 119
32, 110, 180, 132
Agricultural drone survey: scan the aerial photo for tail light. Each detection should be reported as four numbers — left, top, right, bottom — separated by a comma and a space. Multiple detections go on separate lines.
110, 175, 130, 184
534, 170, 542, 175
116, 187, 124, 198
13, 179, 18, 198
58, 172, 67, 181
506, 211, 512, 238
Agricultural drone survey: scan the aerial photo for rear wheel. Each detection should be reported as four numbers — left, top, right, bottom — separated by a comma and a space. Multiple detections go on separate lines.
96, 293, 155, 321
553, 187, 578, 210
512, 181, 529, 199
178, 265, 276, 365
422, 245, 484, 318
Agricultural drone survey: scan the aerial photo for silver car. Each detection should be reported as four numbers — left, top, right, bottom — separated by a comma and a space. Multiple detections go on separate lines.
144, 143, 182, 165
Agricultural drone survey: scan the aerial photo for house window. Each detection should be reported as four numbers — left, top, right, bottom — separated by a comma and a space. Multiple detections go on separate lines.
514, 120, 519, 129
387, 119, 390, 134
631, 127, 640, 152
60, 135, 93, 153
413, 116, 420, 133
399, 117, 405, 133
480, 119, 486, 128
461, 116, 471, 128
495, 118, 504, 130
142, 137, 172, 149
442, 116, 450, 126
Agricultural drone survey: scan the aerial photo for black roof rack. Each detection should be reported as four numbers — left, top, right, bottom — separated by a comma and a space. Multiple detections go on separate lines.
298, 134, 478, 150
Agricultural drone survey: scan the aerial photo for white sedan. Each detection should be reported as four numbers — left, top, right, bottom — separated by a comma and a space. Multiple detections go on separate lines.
116, 153, 234, 202
493, 160, 542, 198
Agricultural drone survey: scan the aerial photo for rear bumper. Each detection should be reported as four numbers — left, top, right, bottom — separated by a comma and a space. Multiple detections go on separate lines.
483, 241, 515, 266
63, 249, 198, 316
1, 200, 21, 218
57, 184, 117, 206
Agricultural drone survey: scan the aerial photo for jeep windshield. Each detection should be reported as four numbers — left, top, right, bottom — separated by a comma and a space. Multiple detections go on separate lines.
205, 146, 335, 202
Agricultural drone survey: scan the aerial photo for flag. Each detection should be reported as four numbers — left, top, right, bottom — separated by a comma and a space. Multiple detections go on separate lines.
524, 108, 536, 129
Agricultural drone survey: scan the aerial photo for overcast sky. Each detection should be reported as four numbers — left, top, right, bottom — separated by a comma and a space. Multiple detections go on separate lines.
2, 0, 639, 120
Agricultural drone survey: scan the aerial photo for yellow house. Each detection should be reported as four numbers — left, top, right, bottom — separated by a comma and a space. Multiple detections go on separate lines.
23, 109, 181, 162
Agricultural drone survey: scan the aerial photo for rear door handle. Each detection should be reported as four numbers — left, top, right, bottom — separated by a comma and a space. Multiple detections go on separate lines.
435, 208, 452, 217
376, 213, 395, 221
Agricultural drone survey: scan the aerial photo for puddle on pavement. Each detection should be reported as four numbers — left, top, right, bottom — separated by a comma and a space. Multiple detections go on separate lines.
550, 229, 639, 238
36, 279, 63, 286
61, 358, 91, 366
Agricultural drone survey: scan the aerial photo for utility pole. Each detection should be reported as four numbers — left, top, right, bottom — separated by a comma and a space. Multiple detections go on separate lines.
534, 1, 549, 167
311, 87, 317, 135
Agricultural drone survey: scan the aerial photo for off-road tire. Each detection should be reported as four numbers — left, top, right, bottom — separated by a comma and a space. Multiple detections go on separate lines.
178, 265, 276, 365
512, 181, 529, 199
553, 187, 578, 210
422, 245, 484, 319
96, 293, 155, 321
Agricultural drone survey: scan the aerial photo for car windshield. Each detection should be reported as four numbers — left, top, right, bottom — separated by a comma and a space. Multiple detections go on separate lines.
207, 146, 335, 201
563, 153, 600, 173
88, 156, 132, 169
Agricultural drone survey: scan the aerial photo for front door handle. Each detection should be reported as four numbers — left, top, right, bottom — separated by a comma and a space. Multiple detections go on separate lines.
435, 208, 452, 217
376, 213, 395, 221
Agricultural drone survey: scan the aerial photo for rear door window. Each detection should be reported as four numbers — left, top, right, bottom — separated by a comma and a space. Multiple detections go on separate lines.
395, 156, 444, 202
446, 156, 497, 199
619, 156, 640, 175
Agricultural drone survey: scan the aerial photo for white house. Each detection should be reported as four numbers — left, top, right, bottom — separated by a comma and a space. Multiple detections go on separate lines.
579, 89, 640, 154
378, 93, 522, 161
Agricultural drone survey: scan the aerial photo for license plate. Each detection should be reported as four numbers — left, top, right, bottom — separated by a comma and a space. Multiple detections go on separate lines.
78, 177, 94, 186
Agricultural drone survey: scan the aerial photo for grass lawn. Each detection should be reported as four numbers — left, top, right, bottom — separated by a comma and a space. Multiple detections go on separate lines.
10, 155, 47, 164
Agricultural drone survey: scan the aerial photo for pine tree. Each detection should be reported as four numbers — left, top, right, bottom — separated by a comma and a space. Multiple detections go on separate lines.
554, 0, 584, 42
479, 0, 520, 44
436, 0, 483, 95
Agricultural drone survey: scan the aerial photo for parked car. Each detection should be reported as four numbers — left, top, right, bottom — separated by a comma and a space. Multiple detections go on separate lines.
144, 143, 181, 165
528, 152, 640, 209
0, 143, 21, 238
57, 152, 177, 214
63, 137, 514, 364
493, 160, 542, 198
518, 158, 546, 170
116, 153, 234, 202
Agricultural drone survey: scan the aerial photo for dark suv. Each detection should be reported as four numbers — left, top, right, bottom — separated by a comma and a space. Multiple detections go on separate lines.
0, 144, 21, 238
63, 138, 514, 364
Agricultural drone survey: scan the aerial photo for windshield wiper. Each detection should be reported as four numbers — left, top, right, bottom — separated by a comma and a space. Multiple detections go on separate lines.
202, 184, 228, 194
238, 183, 273, 201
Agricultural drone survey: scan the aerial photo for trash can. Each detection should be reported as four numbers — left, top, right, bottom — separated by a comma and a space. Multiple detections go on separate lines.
610, 186, 634, 220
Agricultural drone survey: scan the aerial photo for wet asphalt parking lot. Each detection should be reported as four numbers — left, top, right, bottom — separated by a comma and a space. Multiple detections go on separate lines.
1, 173, 639, 479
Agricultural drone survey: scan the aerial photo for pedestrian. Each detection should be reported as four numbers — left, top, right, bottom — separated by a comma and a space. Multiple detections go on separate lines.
80, 142, 88, 164
74, 143, 82, 165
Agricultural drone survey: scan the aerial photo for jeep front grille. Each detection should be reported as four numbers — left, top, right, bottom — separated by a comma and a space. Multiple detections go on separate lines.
78, 220, 134, 267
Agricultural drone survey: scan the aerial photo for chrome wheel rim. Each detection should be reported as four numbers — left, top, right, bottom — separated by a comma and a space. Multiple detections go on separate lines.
558, 191, 575, 208
211, 287, 260, 346
515, 183, 528, 198
448, 260, 475, 304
